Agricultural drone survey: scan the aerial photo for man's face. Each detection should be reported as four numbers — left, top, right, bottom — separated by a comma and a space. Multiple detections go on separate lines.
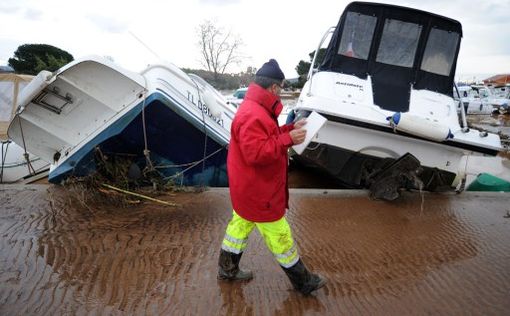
271, 82, 284, 96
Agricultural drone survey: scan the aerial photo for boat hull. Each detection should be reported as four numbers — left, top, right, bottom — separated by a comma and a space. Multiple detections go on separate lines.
293, 117, 481, 190
294, 141, 457, 191
48, 92, 228, 186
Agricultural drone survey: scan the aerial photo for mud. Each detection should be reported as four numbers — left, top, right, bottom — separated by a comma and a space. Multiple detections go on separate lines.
1, 185, 509, 315
468, 113, 510, 148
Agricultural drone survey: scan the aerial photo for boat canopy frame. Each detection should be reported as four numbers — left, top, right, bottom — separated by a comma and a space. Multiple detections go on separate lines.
319, 1, 463, 112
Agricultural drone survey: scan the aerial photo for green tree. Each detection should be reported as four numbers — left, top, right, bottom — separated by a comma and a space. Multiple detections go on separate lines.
294, 48, 328, 88
8, 44, 74, 75
295, 60, 311, 78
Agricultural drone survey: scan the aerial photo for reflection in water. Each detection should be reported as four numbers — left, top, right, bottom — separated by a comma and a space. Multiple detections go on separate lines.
274, 291, 326, 316
0, 186, 509, 315
289, 194, 480, 299
217, 281, 254, 315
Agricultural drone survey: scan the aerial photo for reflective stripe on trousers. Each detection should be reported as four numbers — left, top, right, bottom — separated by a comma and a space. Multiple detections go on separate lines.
221, 210, 299, 268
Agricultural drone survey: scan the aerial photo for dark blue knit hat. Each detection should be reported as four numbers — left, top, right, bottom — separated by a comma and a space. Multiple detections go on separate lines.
256, 59, 285, 80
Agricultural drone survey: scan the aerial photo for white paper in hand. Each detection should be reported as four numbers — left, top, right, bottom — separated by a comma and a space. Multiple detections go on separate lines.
292, 111, 327, 155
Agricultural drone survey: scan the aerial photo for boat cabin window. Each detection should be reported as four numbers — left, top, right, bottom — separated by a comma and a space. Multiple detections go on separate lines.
420, 28, 460, 76
337, 12, 377, 60
376, 19, 422, 68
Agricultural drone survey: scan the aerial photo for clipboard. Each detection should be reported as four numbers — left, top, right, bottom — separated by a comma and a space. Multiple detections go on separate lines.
292, 111, 327, 155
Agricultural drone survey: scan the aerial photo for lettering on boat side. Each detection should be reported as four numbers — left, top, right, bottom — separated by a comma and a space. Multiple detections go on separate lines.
187, 91, 224, 127
336, 81, 364, 91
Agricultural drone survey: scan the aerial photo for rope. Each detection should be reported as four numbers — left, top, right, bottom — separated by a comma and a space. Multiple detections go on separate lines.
17, 116, 36, 175
140, 77, 154, 172
162, 146, 225, 181
460, 154, 470, 192
155, 161, 204, 169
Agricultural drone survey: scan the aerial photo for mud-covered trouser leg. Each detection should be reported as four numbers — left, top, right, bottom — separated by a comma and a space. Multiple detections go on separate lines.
254, 216, 300, 268
218, 211, 255, 281
221, 210, 255, 254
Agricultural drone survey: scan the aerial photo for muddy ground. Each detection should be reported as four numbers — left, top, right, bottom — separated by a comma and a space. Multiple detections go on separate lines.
1, 185, 509, 315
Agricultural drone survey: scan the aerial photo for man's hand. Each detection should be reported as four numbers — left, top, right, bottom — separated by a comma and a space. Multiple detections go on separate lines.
289, 128, 307, 145
293, 118, 307, 130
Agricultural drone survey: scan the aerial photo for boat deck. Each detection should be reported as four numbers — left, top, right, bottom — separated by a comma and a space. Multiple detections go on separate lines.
1, 185, 509, 315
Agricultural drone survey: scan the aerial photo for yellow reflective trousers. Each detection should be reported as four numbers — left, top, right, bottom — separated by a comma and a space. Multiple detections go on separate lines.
221, 210, 299, 268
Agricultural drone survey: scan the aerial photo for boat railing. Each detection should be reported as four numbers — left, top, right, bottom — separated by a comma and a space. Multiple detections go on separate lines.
307, 26, 336, 97
454, 83, 470, 133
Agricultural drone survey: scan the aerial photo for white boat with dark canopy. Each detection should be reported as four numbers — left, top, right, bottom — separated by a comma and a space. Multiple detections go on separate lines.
8, 56, 236, 186
291, 2, 504, 200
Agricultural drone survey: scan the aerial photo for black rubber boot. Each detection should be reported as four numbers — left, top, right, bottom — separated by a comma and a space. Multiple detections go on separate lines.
282, 259, 327, 295
218, 249, 253, 281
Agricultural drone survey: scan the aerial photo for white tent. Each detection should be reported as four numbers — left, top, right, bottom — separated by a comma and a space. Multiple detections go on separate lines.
0, 73, 50, 183
0, 73, 33, 140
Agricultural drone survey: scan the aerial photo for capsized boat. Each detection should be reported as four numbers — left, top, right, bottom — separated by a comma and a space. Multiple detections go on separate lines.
8, 56, 236, 186
291, 2, 504, 200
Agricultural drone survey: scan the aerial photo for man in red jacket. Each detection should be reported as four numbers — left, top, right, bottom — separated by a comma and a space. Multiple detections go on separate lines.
218, 59, 326, 295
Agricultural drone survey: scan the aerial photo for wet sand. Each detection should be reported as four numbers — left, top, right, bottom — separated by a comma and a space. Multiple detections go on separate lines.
1, 185, 509, 315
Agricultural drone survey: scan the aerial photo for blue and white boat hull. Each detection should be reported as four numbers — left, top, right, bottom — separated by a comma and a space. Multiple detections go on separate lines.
8, 56, 236, 186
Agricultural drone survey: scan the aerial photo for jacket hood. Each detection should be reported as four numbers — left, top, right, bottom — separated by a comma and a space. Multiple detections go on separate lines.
244, 83, 283, 118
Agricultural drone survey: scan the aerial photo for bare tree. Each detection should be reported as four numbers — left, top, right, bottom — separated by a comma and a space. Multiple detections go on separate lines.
197, 20, 243, 79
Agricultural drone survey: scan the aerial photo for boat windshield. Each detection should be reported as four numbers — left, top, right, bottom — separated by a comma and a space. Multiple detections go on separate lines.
319, 2, 463, 107
421, 28, 460, 76
337, 12, 377, 60
376, 19, 422, 68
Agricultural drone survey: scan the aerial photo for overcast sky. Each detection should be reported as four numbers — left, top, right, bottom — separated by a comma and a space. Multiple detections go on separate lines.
0, 0, 509, 81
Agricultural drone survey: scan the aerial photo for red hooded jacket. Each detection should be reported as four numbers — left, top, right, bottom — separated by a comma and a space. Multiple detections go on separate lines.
228, 83, 295, 222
